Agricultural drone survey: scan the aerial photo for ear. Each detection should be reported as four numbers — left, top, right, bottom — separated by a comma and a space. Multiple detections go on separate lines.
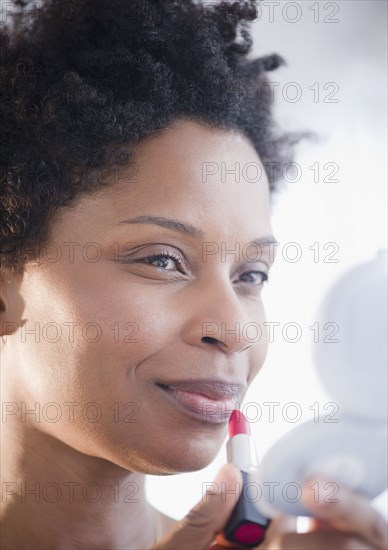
0, 272, 25, 338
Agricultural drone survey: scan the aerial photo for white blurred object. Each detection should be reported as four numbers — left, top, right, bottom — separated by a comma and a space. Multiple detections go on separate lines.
257, 251, 388, 517
314, 249, 387, 420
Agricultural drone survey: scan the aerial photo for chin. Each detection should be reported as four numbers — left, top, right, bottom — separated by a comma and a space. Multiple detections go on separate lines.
156, 441, 221, 474
93, 424, 225, 474
130, 443, 221, 475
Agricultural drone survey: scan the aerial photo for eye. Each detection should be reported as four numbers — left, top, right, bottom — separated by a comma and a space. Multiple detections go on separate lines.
132, 251, 184, 272
123, 251, 186, 274
113, 245, 191, 282
237, 270, 269, 286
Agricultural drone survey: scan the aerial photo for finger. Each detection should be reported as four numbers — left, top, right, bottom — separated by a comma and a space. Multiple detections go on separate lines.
301, 477, 388, 550
265, 531, 376, 549
308, 518, 333, 531
154, 463, 243, 550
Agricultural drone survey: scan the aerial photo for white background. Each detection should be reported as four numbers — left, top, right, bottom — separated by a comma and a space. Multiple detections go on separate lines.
146, 0, 387, 524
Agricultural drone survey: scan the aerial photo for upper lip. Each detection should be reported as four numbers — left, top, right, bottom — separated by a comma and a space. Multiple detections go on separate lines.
155, 378, 246, 401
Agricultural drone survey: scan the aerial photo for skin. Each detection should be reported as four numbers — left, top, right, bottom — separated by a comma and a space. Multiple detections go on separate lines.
0, 118, 275, 549
1, 119, 386, 550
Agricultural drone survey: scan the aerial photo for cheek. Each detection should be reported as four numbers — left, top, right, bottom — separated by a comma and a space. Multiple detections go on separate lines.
19, 268, 178, 394
246, 300, 269, 384
14, 265, 185, 446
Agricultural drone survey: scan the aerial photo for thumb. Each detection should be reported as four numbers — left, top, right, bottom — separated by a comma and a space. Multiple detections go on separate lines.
152, 463, 243, 550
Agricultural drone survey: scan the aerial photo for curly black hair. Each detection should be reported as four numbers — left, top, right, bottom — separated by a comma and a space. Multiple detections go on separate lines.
0, 0, 300, 274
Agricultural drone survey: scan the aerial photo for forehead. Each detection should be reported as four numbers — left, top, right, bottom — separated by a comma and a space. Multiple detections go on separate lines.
52, 119, 272, 244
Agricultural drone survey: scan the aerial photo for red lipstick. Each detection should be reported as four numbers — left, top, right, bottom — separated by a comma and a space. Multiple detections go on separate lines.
222, 409, 271, 547
228, 409, 250, 436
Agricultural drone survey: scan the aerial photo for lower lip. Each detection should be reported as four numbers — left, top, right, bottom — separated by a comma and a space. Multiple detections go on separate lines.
157, 385, 237, 424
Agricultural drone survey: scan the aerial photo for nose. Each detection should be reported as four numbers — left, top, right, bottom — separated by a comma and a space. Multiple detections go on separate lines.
181, 279, 264, 355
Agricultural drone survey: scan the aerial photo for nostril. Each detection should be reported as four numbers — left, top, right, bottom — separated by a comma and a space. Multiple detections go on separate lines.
202, 336, 219, 345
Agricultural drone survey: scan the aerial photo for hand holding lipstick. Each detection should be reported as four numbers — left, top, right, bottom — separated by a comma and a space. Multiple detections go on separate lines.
210, 477, 388, 549
149, 463, 387, 550
151, 408, 387, 550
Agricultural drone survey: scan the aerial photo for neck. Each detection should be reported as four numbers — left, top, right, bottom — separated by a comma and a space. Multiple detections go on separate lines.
1, 401, 155, 549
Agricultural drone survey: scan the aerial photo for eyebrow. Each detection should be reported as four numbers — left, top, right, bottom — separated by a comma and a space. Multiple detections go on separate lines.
118, 215, 278, 247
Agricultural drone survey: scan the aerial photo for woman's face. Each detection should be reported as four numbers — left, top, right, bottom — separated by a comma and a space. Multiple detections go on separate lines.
7, 119, 276, 474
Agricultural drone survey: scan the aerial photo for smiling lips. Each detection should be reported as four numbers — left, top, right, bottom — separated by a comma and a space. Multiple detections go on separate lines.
156, 378, 246, 423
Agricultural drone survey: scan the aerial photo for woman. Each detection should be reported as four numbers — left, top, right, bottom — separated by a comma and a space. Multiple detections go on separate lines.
1, 1, 387, 548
